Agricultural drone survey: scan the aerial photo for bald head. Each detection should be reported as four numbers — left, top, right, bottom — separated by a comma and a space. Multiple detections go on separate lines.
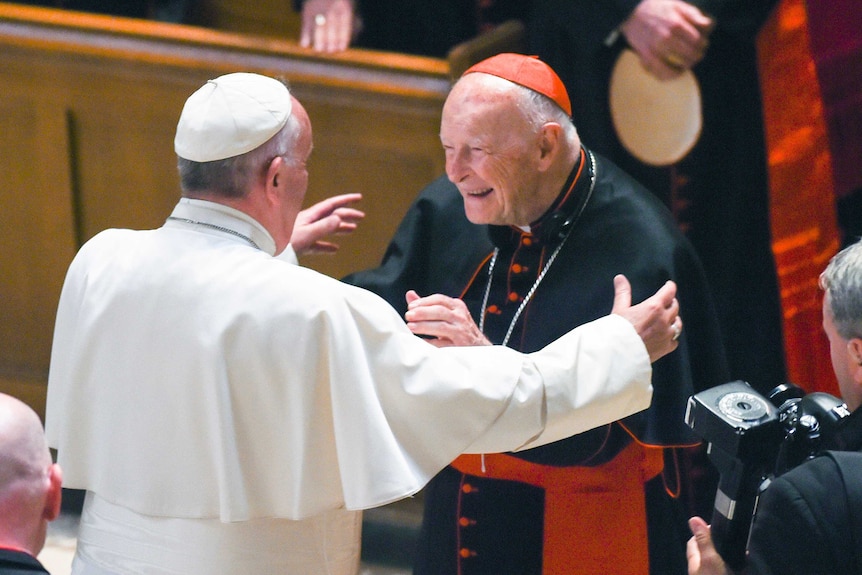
0, 393, 61, 557
0, 394, 50, 491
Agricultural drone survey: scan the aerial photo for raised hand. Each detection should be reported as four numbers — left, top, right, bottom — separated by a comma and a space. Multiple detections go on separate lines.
611, 274, 682, 363
290, 193, 364, 256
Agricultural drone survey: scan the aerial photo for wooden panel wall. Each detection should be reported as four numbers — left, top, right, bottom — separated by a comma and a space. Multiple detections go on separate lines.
0, 3, 451, 417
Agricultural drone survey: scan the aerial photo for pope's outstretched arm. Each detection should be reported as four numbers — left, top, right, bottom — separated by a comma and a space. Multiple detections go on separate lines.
462, 275, 680, 454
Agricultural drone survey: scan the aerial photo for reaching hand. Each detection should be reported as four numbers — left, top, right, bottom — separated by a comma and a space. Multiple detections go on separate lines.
620, 0, 714, 80
404, 290, 492, 348
687, 517, 732, 575
299, 0, 361, 53
290, 193, 364, 256
611, 274, 682, 363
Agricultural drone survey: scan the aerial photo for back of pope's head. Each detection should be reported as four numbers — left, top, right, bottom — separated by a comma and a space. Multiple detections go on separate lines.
175, 72, 293, 163
173, 72, 304, 201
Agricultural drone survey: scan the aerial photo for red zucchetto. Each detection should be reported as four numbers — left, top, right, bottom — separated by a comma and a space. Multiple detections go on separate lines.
463, 53, 572, 117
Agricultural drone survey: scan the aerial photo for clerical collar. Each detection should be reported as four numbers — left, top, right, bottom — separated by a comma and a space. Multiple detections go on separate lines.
478, 150, 597, 345
165, 198, 276, 255
488, 147, 595, 248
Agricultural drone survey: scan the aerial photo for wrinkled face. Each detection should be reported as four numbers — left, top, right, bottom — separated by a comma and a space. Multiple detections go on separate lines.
823, 294, 862, 411
440, 75, 545, 226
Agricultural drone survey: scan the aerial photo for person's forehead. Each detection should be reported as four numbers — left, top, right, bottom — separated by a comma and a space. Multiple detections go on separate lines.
444, 76, 522, 127
448, 73, 519, 104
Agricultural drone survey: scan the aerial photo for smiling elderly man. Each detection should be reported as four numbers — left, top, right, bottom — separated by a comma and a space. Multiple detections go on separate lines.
345, 53, 729, 575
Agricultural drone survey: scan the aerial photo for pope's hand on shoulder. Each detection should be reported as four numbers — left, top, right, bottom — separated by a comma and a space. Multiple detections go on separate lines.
620, 0, 714, 80
290, 193, 364, 256
404, 290, 492, 348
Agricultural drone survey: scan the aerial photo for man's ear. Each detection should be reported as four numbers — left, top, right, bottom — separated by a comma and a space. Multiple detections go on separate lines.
849, 338, 862, 367
264, 156, 284, 202
43, 463, 63, 521
538, 122, 563, 166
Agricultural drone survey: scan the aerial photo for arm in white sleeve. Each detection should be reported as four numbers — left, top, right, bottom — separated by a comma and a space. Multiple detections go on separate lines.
463, 314, 653, 454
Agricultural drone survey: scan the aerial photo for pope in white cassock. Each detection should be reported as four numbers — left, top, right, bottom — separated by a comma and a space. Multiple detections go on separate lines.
45, 72, 682, 575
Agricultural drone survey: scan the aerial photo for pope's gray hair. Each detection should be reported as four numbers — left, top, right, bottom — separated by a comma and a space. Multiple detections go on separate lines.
820, 239, 862, 340
177, 110, 303, 199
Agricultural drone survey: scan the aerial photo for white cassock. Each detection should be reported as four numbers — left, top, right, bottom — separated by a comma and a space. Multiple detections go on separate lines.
45, 198, 653, 575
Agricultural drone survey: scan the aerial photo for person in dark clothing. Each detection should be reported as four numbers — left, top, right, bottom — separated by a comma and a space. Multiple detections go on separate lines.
688, 238, 862, 575
345, 53, 728, 575
0, 393, 63, 575
298, 0, 786, 402
529, 0, 787, 398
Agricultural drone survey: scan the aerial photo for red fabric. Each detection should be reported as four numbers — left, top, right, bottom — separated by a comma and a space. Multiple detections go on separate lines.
451, 440, 663, 574
463, 53, 573, 116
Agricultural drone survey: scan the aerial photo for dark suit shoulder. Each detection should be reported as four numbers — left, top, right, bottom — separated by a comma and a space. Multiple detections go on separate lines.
746, 455, 856, 575
0, 549, 50, 574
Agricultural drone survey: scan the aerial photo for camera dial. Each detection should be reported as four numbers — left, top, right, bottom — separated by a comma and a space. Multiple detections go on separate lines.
718, 391, 770, 422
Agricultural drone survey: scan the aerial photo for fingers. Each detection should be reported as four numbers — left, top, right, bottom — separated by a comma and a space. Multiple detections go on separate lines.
404, 293, 489, 346
299, 193, 363, 223
621, 0, 713, 80
686, 517, 727, 575
290, 213, 363, 256
300, 0, 356, 52
688, 516, 710, 537
291, 194, 364, 254
655, 279, 678, 310
671, 314, 683, 342
611, 274, 632, 314
667, 4, 712, 59
614, 278, 681, 363
405, 290, 421, 305
299, 11, 313, 48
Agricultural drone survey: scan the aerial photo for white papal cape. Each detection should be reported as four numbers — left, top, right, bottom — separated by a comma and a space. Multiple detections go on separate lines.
46, 199, 652, 574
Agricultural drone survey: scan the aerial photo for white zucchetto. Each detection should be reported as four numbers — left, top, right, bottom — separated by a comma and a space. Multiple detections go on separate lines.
174, 72, 292, 162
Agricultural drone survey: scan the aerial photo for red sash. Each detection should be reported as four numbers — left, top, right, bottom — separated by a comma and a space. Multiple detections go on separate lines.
451, 440, 664, 574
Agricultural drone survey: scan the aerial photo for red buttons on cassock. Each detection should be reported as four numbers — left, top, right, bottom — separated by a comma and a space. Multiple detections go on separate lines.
458, 517, 477, 527
508, 292, 519, 302
460, 548, 477, 558
462, 483, 476, 494
512, 263, 523, 273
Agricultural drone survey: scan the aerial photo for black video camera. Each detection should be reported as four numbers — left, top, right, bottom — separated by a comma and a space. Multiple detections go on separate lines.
685, 381, 850, 570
